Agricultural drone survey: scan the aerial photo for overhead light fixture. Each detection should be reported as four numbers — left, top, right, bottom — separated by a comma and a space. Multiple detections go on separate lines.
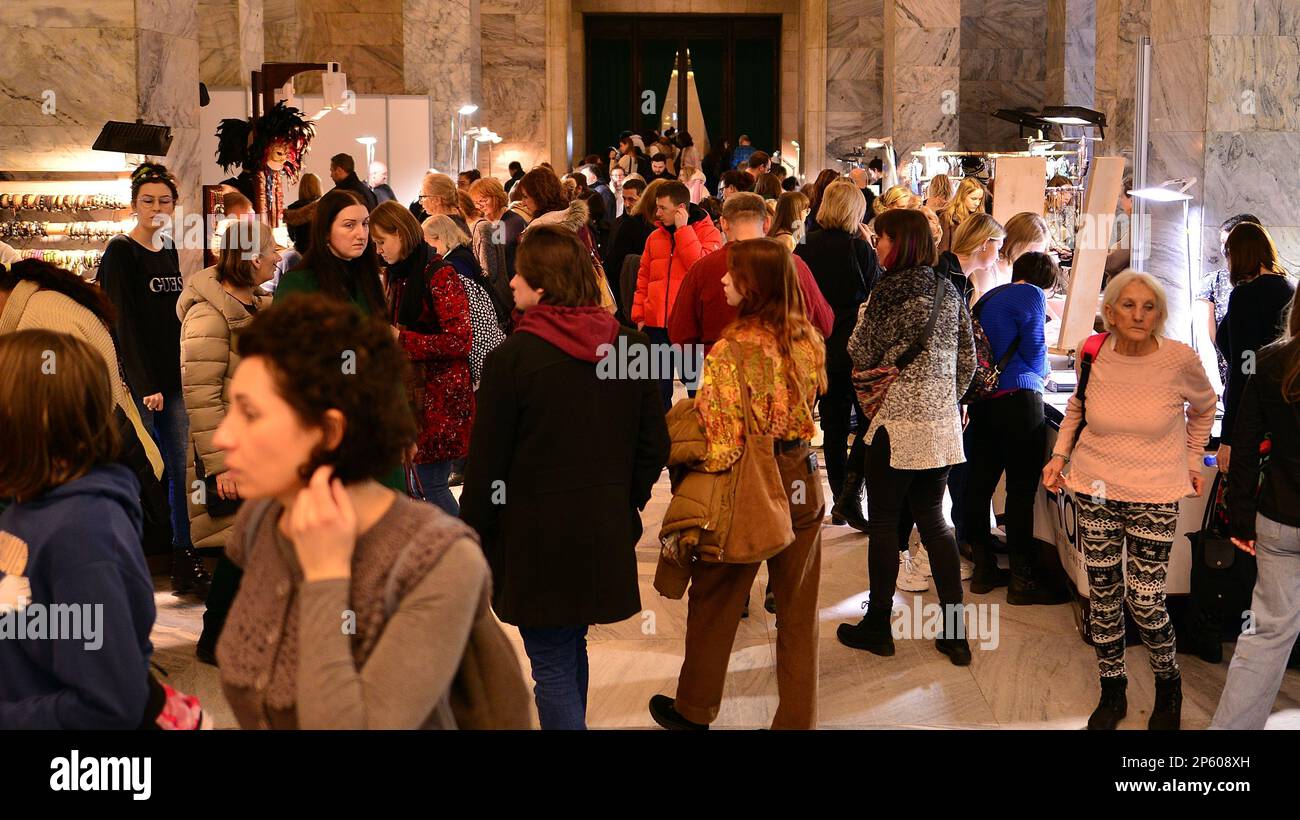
92, 119, 173, 156
355, 136, 377, 146
992, 108, 1054, 138
1040, 106, 1107, 137
1129, 176, 1196, 202
458, 103, 478, 116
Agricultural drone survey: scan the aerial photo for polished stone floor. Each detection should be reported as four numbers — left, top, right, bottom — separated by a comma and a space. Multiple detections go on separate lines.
150, 455, 1300, 730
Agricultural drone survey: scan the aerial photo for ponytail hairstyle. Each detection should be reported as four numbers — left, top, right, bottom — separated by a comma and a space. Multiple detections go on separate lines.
724, 238, 828, 398
130, 162, 179, 203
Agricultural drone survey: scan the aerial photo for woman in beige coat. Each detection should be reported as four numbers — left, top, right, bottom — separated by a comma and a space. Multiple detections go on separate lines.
180, 221, 279, 665
179, 221, 280, 548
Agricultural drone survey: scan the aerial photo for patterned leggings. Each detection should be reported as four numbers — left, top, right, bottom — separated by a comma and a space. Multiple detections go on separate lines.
1077, 494, 1181, 682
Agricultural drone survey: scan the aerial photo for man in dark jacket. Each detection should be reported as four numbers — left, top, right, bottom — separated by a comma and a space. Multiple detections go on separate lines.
329, 153, 378, 210
504, 161, 526, 194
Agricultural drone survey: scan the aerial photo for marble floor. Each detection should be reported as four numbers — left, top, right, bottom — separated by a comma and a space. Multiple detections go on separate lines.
150, 454, 1300, 731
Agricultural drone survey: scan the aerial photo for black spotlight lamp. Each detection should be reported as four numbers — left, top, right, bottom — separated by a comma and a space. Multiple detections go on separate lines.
92, 119, 173, 156
991, 108, 1054, 139
1039, 106, 1107, 138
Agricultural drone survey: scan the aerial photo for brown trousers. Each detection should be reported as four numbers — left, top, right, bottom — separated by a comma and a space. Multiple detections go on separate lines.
674, 445, 825, 729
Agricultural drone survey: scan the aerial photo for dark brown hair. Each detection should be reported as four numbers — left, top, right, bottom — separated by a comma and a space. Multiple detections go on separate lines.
721, 170, 754, 193
0, 330, 120, 501
724, 238, 827, 397
656, 180, 690, 207
515, 225, 602, 307
330, 153, 355, 174
216, 221, 277, 289
236, 293, 416, 484
130, 162, 178, 203
0, 259, 115, 328
754, 173, 782, 201
1011, 251, 1060, 291
518, 168, 569, 215
874, 208, 938, 271
300, 189, 386, 315
1225, 222, 1286, 286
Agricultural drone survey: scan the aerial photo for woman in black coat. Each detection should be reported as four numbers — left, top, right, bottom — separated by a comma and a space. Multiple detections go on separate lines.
459, 225, 669, 730
793, 181, 879, 530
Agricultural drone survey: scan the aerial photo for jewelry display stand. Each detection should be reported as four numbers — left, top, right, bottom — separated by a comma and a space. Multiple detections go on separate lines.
0, 170, 135, 281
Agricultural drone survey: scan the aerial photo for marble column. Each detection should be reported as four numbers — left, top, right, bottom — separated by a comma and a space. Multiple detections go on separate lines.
405, 0, 480, 173
1094, 0, 1149, 158
199, 0, 265, 88
883, 0, 960, 160
825, 0, 883, 164
961, 0, 1049, 151
1046, 0, 1097, 107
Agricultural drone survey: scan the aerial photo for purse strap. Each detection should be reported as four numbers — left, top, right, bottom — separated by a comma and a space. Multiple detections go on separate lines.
728, 341, 758, 437
896, 274, 947, 371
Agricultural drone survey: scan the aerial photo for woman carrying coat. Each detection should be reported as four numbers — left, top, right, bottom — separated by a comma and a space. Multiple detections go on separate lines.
460, 225, 669, 730
178, 221, 279, 664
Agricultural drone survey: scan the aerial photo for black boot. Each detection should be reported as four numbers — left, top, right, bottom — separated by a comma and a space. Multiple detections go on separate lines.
171, 545, 212, 598
968, 540, 1009, 594
837, 606, 895, 656
1149, 675, 1182, 730
830, 437, 869, 533
1005, 544, 1070, 605
1087, 676, 1128, 730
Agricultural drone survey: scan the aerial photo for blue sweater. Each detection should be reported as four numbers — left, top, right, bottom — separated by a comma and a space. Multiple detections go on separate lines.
975, 283, 1051, 393
0, 464, 155, 729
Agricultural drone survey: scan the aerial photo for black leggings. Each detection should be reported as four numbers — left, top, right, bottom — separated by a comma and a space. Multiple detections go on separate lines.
818, 369, 864, 498
865, 428, 965, 613
962, 390, 1047, 556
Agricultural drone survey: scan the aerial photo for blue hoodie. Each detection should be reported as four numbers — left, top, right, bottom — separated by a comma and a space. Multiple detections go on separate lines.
0, 464, 156, 729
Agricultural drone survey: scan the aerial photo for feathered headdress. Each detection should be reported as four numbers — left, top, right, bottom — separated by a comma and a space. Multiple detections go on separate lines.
213, 102, 315, 182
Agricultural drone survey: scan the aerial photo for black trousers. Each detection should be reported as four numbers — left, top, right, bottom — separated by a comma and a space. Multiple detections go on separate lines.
865, 428, 965, 613
818, 369, 864, 499
961, 390, 1046, 557
199, 555, 243, 651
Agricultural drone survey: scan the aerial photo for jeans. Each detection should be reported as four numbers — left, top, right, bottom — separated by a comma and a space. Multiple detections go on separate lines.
1211, 514, 1300, 728
199, 555, 243, 652
818, 369, 864, 499
865, 428, 965, 613
136, 388, 192, 549
519, 625, 590, 730
416, 461, 459, 517
962, 391, 1047, 557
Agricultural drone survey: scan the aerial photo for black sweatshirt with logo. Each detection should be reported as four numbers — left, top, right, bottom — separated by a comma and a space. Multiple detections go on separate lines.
98, 234, 183, 398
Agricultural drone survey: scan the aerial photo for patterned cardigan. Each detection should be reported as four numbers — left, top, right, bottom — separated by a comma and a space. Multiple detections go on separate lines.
847, 264, 976, 470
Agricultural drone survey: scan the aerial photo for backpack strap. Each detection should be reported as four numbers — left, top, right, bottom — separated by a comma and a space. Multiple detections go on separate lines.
1067, 331, 1111, 451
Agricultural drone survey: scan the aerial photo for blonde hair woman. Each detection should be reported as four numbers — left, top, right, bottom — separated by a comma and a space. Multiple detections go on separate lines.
872, 184, 918, 217
1044, 270, 1215, 731
926, 174, 952, 211
996, 212, 1051, 286
935, 213, 1006, 304
768, 190, 810, 252
938, 177, 986, 253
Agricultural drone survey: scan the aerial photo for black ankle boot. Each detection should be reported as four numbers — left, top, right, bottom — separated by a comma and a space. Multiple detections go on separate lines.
1087, 676, 1128, 730
171, 546, 212, 598
831, 437, 869, 533
935, 637, 972, 665
837, 608, 894, 656
648, 695, 709, 730
1004, 546, 1069, 605
968, 541, 1009, 594
1149, 675, 1182, 730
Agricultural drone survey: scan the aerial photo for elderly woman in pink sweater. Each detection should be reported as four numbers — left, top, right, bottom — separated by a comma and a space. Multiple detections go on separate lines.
1043, 270, 1216, 732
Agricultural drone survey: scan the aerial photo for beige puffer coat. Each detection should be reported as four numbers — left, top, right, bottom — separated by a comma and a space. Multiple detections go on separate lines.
177, 266, 266, 547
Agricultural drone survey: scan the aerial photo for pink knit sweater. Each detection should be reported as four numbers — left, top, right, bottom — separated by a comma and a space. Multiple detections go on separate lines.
1056, 336, 1217, 503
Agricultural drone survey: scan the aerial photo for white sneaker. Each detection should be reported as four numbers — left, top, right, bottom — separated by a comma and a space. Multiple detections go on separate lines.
910, 544, 933, 576
959, 556, 975, 581
897, 554, 931, 592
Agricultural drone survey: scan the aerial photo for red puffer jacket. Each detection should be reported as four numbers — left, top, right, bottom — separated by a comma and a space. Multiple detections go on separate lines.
631, 202, 723, 328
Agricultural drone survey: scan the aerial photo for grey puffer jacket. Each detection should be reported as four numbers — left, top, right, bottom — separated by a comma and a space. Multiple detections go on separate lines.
848, 264, 976, 470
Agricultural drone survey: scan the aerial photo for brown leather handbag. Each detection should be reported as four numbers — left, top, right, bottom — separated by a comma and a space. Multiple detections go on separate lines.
713, 343, 796, 564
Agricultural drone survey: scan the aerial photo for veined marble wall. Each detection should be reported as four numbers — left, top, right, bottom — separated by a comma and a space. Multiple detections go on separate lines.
884, 0, 960, 159
826, 0, 885, 163
1094, 0, 1148, 159
199, 0, 265, 87
0, 0, 202, 274
474, 0, 543, 176
960, 0, 1049, 152
1046, 0, 1096, 107
406, 0, 482, 173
